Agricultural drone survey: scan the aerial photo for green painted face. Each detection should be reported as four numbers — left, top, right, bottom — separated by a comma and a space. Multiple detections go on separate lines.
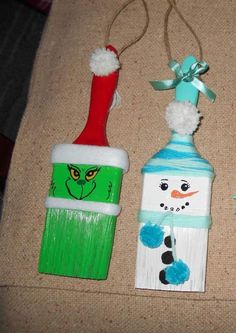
49, 163, 123, 204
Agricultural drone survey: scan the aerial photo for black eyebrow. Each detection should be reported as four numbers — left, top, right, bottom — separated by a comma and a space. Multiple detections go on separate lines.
68, 164, 81, 172
86, 166, 100, 172
161, 179, 168, 181
181, 179, 188, 182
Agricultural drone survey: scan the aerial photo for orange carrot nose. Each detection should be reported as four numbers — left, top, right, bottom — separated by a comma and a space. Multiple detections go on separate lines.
171, 190, 199, 199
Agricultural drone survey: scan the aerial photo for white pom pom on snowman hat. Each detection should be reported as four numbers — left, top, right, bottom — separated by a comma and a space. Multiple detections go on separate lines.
165, 100, 201, 135
89, 48, 120, 76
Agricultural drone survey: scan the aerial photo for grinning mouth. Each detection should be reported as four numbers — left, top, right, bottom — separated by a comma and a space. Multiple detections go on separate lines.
80, 181, 96, 200
160, 201, 190, 212
65, 178, 80, 199
65, 179, 96, 200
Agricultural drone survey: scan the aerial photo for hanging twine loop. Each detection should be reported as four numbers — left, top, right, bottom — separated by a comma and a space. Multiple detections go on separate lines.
164, 0, 203, 62
104, 0, 149, 56
151, 0, 216, 102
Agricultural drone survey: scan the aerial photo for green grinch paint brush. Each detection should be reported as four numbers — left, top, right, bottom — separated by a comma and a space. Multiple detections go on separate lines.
38, 45, 129, 280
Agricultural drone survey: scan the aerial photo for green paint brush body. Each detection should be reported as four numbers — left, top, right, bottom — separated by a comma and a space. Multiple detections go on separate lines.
38, 46, 129, 280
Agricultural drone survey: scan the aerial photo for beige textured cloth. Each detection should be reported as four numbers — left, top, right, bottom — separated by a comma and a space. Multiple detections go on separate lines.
0, 0, 236, 331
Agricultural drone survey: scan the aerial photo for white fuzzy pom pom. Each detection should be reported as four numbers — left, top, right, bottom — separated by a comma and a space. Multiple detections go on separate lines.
89, 48, 120, 76
165, 101, 201, 135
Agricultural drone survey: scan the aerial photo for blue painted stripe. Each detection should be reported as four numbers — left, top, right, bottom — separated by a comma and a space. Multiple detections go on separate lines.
142, 164, 214, 177
191, 158, 210, 165
153, 148, 200, 160
165, 144, 196, 154
142, 165, 212, 172
169, 140, 194, 147
148, 157, 210, 165
142, 165, 213, 174
145, 158, 213, 171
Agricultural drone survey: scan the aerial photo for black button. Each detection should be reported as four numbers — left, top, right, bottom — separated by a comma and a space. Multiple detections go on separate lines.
159, 270, 169, 285
161, 251, 174, 265
164, 236, 171, 248
164, 236, 176, 248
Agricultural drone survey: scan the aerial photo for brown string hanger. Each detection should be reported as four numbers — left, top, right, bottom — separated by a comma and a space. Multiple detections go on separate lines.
164, 0, 203, 61
104, 0, 149, 56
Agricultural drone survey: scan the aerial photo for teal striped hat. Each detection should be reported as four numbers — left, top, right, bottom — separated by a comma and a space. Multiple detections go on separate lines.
142, 132, 214, 178
143, 55, 215, 179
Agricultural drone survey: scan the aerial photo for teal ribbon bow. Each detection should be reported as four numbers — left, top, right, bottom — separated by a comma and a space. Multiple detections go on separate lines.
150, 60, 216, 102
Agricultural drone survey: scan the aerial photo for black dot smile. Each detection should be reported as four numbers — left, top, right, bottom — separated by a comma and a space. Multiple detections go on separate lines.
159, 201, 190, 212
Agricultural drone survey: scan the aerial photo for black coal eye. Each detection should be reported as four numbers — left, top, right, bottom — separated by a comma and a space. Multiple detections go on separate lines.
181, 183, 190, 191
160, 183, 168, 191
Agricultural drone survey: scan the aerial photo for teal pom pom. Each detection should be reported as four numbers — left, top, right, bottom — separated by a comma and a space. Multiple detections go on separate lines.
140, 224, 164, 248
165, 260, 190, 285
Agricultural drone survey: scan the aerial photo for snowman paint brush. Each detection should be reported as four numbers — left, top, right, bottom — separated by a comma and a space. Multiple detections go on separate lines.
135, 55, 216, 292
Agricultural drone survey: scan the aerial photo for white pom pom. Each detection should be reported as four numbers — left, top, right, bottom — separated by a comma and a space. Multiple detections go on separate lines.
89, 48, 120, 76
165, 101, 201, 135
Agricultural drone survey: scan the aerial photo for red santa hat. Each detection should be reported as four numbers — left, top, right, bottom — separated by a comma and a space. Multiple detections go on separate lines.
51, 45, 129, 174
73, 45, 120, 146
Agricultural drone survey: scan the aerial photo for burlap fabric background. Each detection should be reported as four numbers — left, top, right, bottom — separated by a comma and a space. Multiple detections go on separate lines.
0, 0, 235, 332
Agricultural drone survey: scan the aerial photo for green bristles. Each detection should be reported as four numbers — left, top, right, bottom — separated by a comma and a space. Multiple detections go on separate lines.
38, 208, 116, 280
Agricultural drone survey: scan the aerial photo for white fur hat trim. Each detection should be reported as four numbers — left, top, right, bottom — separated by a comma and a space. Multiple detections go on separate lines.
51, 144, 129, 173
46, 197, 121, 216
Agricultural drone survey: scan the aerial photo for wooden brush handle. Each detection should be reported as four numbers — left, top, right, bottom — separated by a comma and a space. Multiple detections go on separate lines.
175, 55, 199, 105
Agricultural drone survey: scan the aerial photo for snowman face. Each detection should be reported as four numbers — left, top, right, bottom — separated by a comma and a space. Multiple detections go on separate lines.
141, 174, 212, 216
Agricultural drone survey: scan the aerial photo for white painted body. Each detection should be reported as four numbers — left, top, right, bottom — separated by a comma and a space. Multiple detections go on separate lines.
135, 174, 212, 292
136, 225, 208, 292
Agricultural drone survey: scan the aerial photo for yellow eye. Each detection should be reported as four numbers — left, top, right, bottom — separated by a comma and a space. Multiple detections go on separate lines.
85, 169, 98, 181
70, 168, 80, 180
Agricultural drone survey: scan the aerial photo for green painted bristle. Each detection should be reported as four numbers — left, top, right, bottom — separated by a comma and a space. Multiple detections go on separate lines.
39, 208, 116, 279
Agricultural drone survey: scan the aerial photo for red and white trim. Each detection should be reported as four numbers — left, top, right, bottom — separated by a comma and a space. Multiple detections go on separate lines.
51, 144, 129, 173
45, 197, 121, 216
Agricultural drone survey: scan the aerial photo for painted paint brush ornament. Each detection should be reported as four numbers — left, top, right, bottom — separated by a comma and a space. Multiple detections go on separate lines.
39, 45, 129, 280
135, 56, 216, 292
